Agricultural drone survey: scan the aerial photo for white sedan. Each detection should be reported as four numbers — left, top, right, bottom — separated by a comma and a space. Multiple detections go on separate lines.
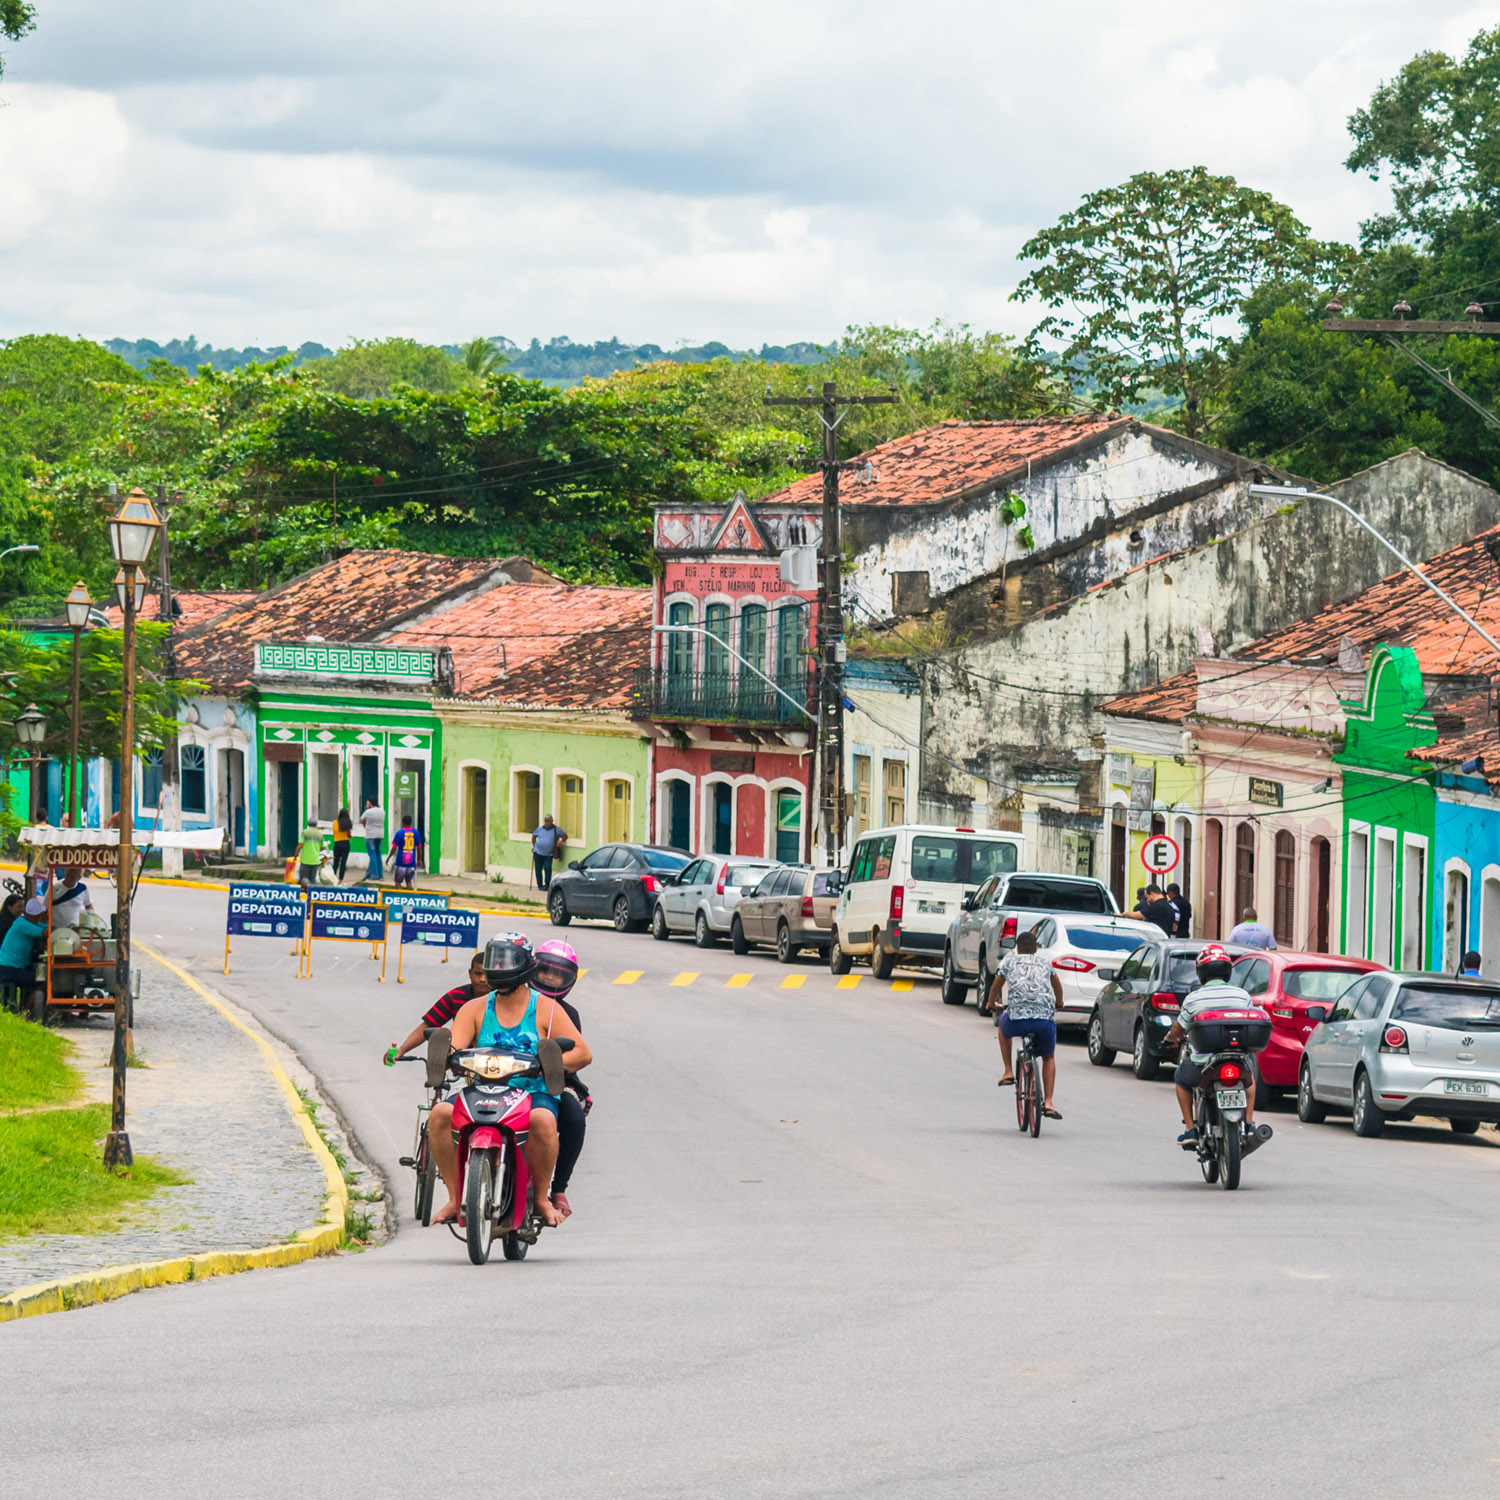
1020, 915, 1165, 1028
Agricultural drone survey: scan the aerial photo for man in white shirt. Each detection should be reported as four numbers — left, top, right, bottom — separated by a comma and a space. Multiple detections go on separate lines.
1228, 906, 1277, 950
360, 799, 385, 881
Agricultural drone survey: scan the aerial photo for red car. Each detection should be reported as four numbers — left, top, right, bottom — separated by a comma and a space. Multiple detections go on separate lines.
1230, 950, 1387, 1102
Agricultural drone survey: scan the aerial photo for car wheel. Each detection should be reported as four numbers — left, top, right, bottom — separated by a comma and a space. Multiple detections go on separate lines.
975, 948, 992, 1013
612, 896, 633, 933
828, 927, 851, 975
1451, 1117, 1482, 1135
730, 917, 749, 955
695, 911, 718, 949
871, 930, 897, 981
940, 946, 969, 1006
1131, 1024, 1158, 1081
548, 889, 571, 927
1087, 1010, 1116, 1067
651, 905, 671, 942
1296, 1059, 1327, 1123
1351, 1070, 1384, 1137
776, 922, 799, 964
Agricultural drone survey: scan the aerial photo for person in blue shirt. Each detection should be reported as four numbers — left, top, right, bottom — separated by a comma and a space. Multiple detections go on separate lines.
391, 816, 424, 890
1461, 950, 1484, 977
0, 898, 49, 990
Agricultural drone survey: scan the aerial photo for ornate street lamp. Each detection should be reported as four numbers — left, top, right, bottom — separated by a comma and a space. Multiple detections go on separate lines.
64, 582, 92, 827
13, 702, 48, 826
104, 488, 162, 1171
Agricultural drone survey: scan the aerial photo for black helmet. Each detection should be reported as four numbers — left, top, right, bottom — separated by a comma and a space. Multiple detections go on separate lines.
482, 932, 536, 992
1195, 942, 1234, 985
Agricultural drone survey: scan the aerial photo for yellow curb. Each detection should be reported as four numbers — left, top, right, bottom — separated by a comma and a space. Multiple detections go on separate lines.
0, 948, 347, 1325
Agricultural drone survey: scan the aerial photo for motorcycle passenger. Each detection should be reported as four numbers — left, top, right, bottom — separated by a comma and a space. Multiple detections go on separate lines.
988, 929, 1064, 1120
1164, 943, 1258, 1143
428, 933, 592, 1229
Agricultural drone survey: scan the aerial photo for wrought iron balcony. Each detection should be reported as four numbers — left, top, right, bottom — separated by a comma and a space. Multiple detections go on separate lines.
631, 667, 814, 725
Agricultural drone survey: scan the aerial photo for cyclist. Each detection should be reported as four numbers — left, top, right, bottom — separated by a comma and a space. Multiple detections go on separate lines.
1164, 943, 1259, 1143
988, 929, 1063, 1120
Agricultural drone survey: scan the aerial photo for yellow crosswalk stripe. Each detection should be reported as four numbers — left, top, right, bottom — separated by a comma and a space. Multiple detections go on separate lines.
670, 972, 698, 987
726, 973, 752, 988
779, 974, 807, 989
614, 970, 642, 985
837, 975, 861, 989
891, 979, 914, 991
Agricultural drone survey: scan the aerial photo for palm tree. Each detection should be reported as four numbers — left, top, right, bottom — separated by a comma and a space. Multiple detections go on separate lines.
460, 336, 507, 379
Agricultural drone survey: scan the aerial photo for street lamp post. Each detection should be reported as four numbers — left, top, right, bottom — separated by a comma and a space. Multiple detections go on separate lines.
64, 582, 92, 827
104, 489, 163, 1171
13, 703, 47, 826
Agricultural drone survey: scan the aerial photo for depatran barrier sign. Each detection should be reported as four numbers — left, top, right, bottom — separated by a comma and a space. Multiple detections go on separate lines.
224, 884, 307, 974
395, 907, 479, 983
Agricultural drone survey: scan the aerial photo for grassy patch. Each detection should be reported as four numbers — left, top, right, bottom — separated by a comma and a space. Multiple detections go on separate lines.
0, 1011, 79, 1112
0, 1104, 188, 1241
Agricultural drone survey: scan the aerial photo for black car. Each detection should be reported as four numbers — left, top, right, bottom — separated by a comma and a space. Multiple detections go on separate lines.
1087, 938, 1256, 1079
547, 844, 692, 932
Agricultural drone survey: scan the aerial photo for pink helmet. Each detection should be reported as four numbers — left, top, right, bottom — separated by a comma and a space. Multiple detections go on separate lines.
533, 938, 580, 999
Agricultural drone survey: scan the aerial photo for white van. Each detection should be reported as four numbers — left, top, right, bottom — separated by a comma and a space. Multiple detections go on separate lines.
830, 824, 1025, 978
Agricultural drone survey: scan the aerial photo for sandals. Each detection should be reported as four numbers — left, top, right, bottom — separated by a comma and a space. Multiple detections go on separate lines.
997, 1075, 1015, 1088
1043, 1107, 1062, 1120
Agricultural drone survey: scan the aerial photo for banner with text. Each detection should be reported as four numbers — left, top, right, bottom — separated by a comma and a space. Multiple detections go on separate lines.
227, 884, 306, 938
399, 908, 479, 948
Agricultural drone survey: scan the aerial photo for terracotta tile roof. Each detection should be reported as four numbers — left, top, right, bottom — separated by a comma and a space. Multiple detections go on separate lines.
103, 589, 256, 630
1102, 670, 1199, 724
386, 582, 652, 709
1411, 693, 1500, 785
173, 551, 502, 693
760, 416, 1130, 508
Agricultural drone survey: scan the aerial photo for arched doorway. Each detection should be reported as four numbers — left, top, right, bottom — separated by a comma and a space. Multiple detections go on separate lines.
667, 779, 691, 851
1203, 818, 1223, 939
1109, 806, 1126, 910
1234, 823, 1257, 926
1310, 837, 1331, 952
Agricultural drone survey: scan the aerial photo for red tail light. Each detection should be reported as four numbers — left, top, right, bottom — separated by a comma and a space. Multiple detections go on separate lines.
1217, 1061, 1242, 1082
1000, 916, 1018, 940
1381, 1025, 1408, 1052
716, 866, 726, 895
1053, 956, 1095, 972
801, 896, 814, 918
641, 875, 660, 893
1150, 991, 1181, 1012
889, 887, 904, 922
1272, 1007, 1294, 1019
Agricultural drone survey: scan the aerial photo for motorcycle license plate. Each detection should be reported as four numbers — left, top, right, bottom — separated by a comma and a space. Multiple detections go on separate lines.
1215, 1088, 1248, 1110
1444, 1079, 1487, 1096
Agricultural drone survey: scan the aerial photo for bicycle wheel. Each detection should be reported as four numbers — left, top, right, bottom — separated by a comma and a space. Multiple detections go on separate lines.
1014, 1048, 1030, 1132
1028, 1057, 1044, 1138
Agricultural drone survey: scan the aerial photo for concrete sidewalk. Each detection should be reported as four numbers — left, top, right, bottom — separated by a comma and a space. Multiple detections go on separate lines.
201, 858, 548, 911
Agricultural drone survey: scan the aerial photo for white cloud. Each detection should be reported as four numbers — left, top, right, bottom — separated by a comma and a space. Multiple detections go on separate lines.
0, 0, 1489, 347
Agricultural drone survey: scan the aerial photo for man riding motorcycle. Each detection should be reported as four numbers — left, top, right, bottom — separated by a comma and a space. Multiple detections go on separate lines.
1163, 944, 1259, 1143
427, 933, 592, 1228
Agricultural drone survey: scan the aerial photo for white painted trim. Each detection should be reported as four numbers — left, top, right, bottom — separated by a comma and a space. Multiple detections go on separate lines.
509, 763, 543, 839
765, 777, 805, 862
654, 769, 695, 850
601, 771, 637, 844
455, 758, 492, 874
551, 766, 587, 850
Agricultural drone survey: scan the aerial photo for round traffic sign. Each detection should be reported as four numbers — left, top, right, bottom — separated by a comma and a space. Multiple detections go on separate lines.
1141, 834, 1180, 875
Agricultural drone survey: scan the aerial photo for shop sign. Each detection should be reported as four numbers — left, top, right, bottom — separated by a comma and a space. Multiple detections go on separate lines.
1127, 810, 1153, 832
1109, 754, 1133, 788
1249, 776, 1284, 808
1129, 765, 1155, 810
394, 770, 419, 798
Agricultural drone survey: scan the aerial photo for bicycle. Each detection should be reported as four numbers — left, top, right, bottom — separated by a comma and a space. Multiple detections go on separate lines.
395, 1044, 447, 1225
1013, 1025, 1044, 1139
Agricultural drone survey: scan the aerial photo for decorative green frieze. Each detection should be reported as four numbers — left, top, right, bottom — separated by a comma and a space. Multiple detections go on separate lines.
256, 642, 435, 682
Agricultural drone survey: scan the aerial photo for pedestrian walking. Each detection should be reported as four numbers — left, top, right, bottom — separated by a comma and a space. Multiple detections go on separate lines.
391, 814, 423, 890
1166, 881, 1193, 938
332, 806, 353, 882
297, 819, 323, 891
1228, 906, 1277, 950
531, 814, 567, 890
360, 797, 385, 882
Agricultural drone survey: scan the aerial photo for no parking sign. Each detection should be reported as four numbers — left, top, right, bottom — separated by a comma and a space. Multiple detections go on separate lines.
1140, 834, 1180, 877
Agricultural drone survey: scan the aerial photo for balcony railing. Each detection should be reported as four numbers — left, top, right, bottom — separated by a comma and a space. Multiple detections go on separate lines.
631, 668, 814, 725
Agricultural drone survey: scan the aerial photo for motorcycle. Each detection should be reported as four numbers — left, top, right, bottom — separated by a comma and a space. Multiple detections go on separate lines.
1181, 1003, 1275, 1191
436, 1027, 573, 1264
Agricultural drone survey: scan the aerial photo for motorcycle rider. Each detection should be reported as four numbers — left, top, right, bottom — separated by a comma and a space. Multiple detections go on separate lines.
427, 933, 591, 1228
1163, 943, 1259, 1143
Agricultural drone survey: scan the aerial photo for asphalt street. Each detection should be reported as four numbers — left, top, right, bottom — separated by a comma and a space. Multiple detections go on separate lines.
7, 881, 1500, 1499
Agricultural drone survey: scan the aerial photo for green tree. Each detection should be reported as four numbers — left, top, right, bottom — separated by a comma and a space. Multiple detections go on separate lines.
459, 336, 508, 379
303, 338, 468, 399
0, 335, 141, 465
1013, 167, 1349, 440
0, 1, 35, 82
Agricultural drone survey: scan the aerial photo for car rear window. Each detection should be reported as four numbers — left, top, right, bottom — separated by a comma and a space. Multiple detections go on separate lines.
729, 863, 774, 888
909, 836, 1020, 885
1282, 968, 1368, 1001
812, 872, 838, 895
642, 849, 691, 870
1006, 879, 1110, 913
1392, 985, 1500, 1029
1065, 926, 1143, 952
1166, 953, 1206, 986
969, 840, 1020, 881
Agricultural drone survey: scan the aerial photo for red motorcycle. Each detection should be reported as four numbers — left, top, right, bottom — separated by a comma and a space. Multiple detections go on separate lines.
438, 1028, 571, 1264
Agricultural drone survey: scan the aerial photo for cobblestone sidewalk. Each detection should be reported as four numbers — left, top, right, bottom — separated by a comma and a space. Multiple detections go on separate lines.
0, 959, 330, 1294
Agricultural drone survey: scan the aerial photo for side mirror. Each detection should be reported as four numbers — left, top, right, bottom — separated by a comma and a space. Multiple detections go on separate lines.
1306, 1005, 1328, 1024
537, 1038, 566, 1097
960, 892, 974, 911
425, 1026, 451, 1090
568, 860, 580, 871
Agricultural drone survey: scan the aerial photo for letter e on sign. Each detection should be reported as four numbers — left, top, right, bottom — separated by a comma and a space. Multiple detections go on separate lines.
1141, 835, 1180, 876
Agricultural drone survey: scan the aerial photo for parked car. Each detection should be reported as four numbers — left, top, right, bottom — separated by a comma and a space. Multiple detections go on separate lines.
1298, 971, 1500, 1136
941, 871, 1119, 1005
1009, 915, 1155, 1028
547, 844, 692, 931
731, 866, 842, 960
1231, 950, 1385, 1104
651, 854, 779, 947
831, 824, 1025, 979
1087, 938, 1254, 1080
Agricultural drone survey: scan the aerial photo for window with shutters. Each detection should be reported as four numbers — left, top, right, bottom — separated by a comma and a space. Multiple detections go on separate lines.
1234, 823, 1257, 923
180, 744, 207, 814
883, 759, 906, 825
852, 755, 871, 834
1273, 830, 1296, 946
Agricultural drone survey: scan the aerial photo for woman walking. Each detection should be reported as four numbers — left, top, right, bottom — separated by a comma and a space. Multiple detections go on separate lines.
332, 806, 353, 883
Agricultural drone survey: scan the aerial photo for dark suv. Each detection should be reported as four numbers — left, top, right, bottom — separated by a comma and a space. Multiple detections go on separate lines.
1087, 938, 1254, 1080
547, 844, 691, 931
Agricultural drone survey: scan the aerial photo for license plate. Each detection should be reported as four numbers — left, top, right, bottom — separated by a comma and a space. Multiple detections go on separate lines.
917, 900, 946, 914
1444, 1079, 1488, 1096
1215, 1088, 1248, 1110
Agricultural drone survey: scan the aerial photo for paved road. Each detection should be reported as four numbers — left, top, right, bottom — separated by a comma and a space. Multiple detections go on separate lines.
7, 883, 1500, 1499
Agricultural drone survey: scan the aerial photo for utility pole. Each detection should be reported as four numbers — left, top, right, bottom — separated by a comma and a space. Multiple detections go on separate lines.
763, 381, 897, 868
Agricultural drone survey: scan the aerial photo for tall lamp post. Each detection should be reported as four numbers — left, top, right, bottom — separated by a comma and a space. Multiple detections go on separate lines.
13, 703, 47, 826
64, 582, 93, 827
104, 489, 162, 1171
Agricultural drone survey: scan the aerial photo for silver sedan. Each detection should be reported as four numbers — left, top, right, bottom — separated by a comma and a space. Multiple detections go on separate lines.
1020, 916, 1160, 1028
1298, 971, 1500, 1136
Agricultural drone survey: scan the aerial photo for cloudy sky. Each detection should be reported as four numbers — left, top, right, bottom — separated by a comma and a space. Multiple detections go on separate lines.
0, 1, 1495, 350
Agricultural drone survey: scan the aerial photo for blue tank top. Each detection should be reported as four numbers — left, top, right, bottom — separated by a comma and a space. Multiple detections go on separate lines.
476, 991, 547, 1096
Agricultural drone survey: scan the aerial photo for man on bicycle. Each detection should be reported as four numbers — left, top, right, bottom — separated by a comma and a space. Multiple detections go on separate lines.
988, 929, 1063, 1120
1163, 943, 1259, 1143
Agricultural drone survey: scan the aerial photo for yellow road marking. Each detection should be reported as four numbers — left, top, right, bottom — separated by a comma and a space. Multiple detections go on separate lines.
670, 971, 698, 987
891, 979, 914, 991
614, 970, 642, 985
726, 973, 752, 988
780, 974, 807, 989
837, 975, 861, 989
